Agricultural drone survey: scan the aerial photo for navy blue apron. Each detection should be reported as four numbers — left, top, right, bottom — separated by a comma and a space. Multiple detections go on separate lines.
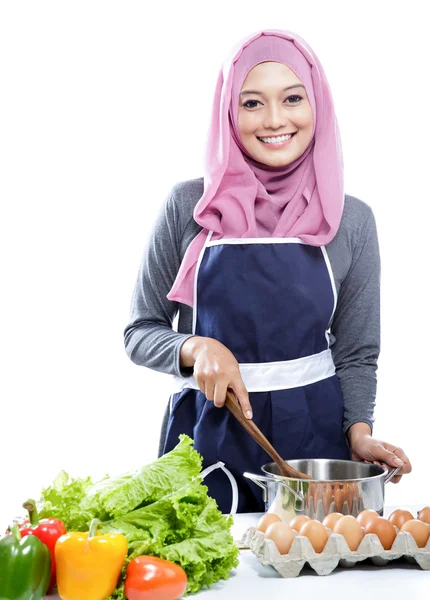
163, 232, 351, 513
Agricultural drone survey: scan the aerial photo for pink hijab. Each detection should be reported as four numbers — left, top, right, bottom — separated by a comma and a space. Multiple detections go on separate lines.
167, 29, 344, 307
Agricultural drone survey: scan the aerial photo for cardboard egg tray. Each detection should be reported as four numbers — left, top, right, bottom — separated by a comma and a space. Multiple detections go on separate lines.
241, 525, 430, 576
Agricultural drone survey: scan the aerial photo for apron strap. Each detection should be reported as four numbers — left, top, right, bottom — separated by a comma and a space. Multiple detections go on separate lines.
192, 229, 214, 334
200, 461, 239, 515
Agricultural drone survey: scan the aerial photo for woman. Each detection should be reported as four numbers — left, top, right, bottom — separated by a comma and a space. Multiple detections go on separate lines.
124, 29, 411, 513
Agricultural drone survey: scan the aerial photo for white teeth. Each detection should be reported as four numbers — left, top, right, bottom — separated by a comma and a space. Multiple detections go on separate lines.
259, 134, 293, 144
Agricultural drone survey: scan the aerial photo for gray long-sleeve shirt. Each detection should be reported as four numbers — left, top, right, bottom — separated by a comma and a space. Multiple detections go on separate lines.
124, 177, 380, 436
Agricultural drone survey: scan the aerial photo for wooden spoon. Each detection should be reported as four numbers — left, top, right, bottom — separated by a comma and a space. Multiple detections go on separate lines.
224, 389, 312, 480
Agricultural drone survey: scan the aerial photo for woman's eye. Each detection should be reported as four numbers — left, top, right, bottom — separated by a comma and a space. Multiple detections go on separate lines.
243, 99, 260, 108
286, 94, 303, 103
242, 95, 303, 109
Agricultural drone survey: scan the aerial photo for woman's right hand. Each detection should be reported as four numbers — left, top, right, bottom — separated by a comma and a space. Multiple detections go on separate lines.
180, 336, 253, 419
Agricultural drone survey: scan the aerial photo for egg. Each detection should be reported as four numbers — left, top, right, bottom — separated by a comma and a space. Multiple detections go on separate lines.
333, 484, 346, 512
350, 483, 360, 509
400, 519, 430, 548
322, 512, 344, 530
289, 514, 311, 532
344, 484, 353, 512
323, 485, 333, 514
264, 521, 296, 554
312, 485, 323, 510
299, 519, 329, 553
333, 515, 364, 551
417, 506, 430, 524
364, 517, 397, 550
357, 509, 380, 528
388, 509, 414, 529
256, 513, 281, 533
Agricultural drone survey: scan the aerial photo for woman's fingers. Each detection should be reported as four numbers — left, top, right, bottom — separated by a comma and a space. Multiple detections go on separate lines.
371, 444, 404, 469
379, 444, 412, 480
195, 373, 207, 397
373, 445, 411, 483
205, 380, 215, 402
192, 341, 252, 418
365, 458, 403, 483
230, 380, 253, 419
214, 382, 228, 408
391, 446, 412, 474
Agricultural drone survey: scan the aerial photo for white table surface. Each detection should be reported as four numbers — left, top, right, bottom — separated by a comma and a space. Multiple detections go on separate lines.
42, 505, 429, 600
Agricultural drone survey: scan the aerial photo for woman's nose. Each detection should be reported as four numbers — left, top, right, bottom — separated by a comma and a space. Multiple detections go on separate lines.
264, 103, 289, 130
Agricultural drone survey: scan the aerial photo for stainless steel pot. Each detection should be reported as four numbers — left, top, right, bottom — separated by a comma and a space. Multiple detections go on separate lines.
244, 459, 401, 523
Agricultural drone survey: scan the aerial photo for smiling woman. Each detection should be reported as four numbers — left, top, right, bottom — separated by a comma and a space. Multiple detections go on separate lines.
124, 28, 412, 514
237, 63, 313, 166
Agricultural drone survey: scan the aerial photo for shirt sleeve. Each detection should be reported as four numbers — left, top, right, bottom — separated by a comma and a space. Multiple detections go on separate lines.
124, 188, 195, 377
330, 207, 380, 436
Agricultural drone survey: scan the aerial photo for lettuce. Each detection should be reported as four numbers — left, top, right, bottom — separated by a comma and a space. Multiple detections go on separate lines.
130, 499, 238, 594
83, 434, 203, 519
103, 486, 239, 597
37, 435, 239, 595
102, 477, 209, 548
38, 470, 96, 531
38, 435, 203, 530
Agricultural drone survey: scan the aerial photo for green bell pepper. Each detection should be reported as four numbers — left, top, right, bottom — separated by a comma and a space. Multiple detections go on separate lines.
0, 523, 51, 600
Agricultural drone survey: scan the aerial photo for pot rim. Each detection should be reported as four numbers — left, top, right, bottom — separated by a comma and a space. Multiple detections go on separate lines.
261, 459, 389, 483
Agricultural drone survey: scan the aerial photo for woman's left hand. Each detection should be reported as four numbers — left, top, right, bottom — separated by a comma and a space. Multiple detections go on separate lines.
350, 434, 412, 483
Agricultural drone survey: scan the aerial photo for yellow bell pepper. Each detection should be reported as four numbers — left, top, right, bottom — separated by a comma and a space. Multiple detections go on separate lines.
55, 518, 127, 600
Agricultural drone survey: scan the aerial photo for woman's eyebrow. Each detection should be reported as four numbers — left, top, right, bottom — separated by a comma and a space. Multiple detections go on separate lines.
240, 84, 305, 96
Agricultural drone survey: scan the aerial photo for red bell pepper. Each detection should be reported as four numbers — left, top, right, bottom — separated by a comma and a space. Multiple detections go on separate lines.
20, 498, 67, 591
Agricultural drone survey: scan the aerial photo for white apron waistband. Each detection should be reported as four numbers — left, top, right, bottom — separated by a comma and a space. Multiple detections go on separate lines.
172, 348, 336, 394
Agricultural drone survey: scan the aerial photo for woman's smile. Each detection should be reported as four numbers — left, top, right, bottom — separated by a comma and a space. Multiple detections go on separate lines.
257, 132, 297, 149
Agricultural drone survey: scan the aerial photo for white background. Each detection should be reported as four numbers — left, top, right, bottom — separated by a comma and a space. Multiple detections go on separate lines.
1, 0, 428, 522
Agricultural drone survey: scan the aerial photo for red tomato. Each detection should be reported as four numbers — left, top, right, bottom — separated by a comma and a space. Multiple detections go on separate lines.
125, 556, 187, 600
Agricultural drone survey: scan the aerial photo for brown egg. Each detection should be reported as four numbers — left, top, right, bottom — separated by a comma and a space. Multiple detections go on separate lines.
289, 515, 311, 532
299, 519, 329, 553
401, 519, 430, 548
388, 509, 414, 529
357, 509, 380, 528
343, 484, 353, 512
322, 512, 344, 530
323, 485, 333, 514
256, 513, 281, 533
333, 515, 364, 551
333, 484, 346, 512
312, 485, 323, 510
349, 483, 360, 509
364, 517, 397, 550
417, 506, 430, 524
352, 483, 360, 502
264, 521, 296, 554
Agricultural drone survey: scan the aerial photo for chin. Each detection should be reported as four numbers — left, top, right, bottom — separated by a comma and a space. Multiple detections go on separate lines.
261, 154, 295, 167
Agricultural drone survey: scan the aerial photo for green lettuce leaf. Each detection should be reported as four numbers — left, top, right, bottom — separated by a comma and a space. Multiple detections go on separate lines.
37, 435, 203, 531
133, 499, 239, 594
37, 435, 239, 596
102, 477, 207, 546
86, 434, 203, 519
38, 470, 96, 531
103, 480, 239, 595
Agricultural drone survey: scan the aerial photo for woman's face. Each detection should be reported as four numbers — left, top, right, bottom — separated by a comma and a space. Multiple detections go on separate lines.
237, 61, 314, 167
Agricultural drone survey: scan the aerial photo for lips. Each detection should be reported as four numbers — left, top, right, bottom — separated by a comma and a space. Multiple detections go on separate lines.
257, 132, 297, 142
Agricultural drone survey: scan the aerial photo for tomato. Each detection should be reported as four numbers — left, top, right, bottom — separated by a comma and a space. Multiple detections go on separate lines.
125, 556, 188, 600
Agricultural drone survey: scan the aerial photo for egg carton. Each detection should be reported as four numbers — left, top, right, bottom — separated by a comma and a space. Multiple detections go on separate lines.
241, 526, 430, 577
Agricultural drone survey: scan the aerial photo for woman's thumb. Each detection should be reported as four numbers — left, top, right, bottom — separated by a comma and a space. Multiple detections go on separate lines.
380, 447, 403, 468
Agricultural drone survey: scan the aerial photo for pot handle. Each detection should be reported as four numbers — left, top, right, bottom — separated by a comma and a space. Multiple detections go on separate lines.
243, 472, 305, 502
384, 465, 402, 484
243, 472, 268, 503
